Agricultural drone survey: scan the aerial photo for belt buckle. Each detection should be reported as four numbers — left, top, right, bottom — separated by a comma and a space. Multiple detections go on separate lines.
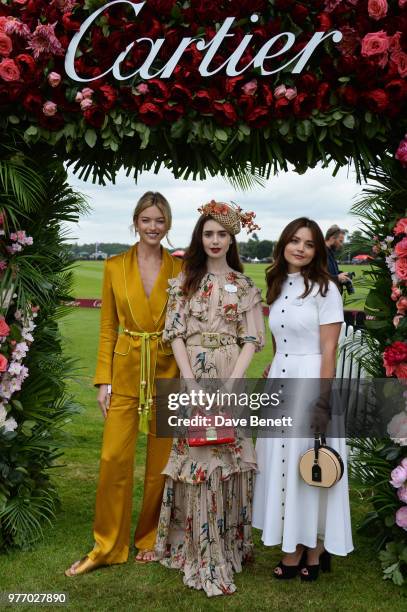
201, 332, 220, 348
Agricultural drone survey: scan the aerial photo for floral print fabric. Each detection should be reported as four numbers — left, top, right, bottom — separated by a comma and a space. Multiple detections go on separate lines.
155, 270, 264, 597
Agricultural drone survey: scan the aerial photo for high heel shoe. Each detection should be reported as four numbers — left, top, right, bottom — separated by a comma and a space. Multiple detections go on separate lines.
273, 548, 307, 580
300, 550, 331, 582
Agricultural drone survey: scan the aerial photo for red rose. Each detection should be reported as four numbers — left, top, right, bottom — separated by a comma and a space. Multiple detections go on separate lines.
147, 79, 169, 103
225, 76, 244, 96
238, 94, 255, 115
291, 4, 309, 24
147, 0, 177, 16
98, 85, 117, 111
260, 83, 274, 106
362, 89, 389, 112
316, 13, 332, 30
368, 0, 388, 21
316, 82, 331, 111
170, 83, 191, 105
213, 101, 238, 126
293, 93, 315, 118
385, 79, 407, 102
23, 92, 43, 114
0, 58, 20, 82
39, 113, 64, 131
0, 83, 23, 104
138, 102, 163, 126
339, 86, 359, 106
15, 54, 37, 82
383, 341, 407, 374
192, 90, 213, 113
163, 103, 185, 122
298, 73, 318, 93
274, 97, 291, 118
245, 106, 269, 128
62, 11, 81, 32
83, 106, 106, 129
120, 87, 140, 111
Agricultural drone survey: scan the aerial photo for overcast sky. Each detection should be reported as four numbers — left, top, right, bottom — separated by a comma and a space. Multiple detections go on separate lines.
66, 163, 364, 248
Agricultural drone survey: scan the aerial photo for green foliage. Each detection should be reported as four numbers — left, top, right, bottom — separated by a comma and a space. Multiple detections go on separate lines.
0, 139, 86, 550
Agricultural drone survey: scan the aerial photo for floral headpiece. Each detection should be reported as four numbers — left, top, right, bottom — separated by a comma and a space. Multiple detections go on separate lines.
197, 200, 260, 235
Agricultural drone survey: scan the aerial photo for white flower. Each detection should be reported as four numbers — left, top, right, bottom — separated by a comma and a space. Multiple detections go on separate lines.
386, 236, 395, 242
0, 404, 6, 425
7, 362, 22, 376
21, 330, 34, 342
3, 417, 17, 433
388, 410, 407, 446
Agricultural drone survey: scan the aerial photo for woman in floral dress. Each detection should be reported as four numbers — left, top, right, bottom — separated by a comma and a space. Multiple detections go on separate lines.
155, 201, 265, 597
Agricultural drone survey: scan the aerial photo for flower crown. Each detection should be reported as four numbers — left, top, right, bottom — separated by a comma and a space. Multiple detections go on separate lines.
197, 200, 260, 235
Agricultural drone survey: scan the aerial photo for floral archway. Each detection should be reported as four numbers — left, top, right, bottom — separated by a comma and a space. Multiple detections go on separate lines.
0, 0, 406, 582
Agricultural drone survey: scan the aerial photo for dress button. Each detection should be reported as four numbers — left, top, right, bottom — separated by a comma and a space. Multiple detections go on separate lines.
282, 309, 285, 313
282, 502, 285, 506
281, 325, 284, 328
282, 369, 286, 373
284, 339, 287, 342
282, 488, 285, 492
282, 473, 285, 477
285, 296, 288, 300
285, 354, 288, 357
282, 444, 285, 448
282, 459, 285, 463
282, 516, 285, 520
289, 282, 293, 286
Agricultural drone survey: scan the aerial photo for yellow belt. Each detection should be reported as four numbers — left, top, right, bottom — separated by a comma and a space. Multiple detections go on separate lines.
122, 328, 163, 434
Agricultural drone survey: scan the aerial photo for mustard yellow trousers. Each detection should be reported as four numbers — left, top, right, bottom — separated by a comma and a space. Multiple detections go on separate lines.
87, 393, 172, 565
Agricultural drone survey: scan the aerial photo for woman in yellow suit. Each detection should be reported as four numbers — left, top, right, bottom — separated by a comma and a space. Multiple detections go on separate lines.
65, 192, 182, 576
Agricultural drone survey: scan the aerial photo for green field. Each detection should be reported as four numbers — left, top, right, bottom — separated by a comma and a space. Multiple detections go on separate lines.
1, 261, 397, 612
72, 260, 370, 311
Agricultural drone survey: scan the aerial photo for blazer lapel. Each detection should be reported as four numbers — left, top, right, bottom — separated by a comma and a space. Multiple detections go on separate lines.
149, 247, 175, 328
123, 244, 155, 331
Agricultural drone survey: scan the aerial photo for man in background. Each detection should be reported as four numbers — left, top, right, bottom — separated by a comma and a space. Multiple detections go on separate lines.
325, 225, 350, 293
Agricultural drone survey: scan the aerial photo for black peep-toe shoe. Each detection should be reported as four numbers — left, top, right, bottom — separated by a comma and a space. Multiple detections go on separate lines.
300, 550, 331, 582
273, 549, 307, 580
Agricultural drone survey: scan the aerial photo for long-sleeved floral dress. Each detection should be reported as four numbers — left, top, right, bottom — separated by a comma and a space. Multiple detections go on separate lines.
155, 270, 265, 597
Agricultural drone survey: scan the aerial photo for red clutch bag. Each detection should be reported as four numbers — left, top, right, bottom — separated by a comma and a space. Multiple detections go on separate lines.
187, 412, 235, 447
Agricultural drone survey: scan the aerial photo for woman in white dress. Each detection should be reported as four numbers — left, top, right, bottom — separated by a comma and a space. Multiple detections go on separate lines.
253, 217, 353, 581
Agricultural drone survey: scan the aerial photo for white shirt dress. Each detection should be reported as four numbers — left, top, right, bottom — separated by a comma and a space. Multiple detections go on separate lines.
252, 272, 354, 556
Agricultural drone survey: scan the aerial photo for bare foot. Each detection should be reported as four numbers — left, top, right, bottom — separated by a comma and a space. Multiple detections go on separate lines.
134, 549, 158, 563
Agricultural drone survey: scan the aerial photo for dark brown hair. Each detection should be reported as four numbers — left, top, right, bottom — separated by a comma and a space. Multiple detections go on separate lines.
182, 215, 243, 298
266, 217, 330, 305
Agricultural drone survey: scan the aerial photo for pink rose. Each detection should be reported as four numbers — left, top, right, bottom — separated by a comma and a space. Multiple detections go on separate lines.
0, 58, 20, 82
285, 87, 297, 100
47, 71, 61, 87
242, 79, 257, 96
81, 87, 94, 99
398, 486, 407, 503
397, 296, 407, 314
395, 237, 407, 258
394, 217, 407, 235
393, 314, 403, 328
395, 257, 407, 281
390, 464, 407, 488
0, 354, 8, 372
274, 85, 287, 99
368, 0, 388, 20
391, 286, 402, 301
80, 98, 93, 111
391, 51, 407, 79
361, 31, 390, 57
0, 317, 10, 337
0, 33, 12, 57
42, 101, 57, 117
400, 0, 407, 7
136, 83, 149, 94
395, 506, 407, 530
75, 91, 83, 102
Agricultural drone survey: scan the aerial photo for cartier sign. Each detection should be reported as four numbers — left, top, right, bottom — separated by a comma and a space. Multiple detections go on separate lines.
65, 0, 343, 83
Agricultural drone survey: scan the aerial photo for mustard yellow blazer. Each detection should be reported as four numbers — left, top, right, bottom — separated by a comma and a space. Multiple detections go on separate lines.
94, 244, 183, 398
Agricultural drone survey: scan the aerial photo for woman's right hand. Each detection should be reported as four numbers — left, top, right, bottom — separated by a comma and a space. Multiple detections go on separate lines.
97, 384, 111, 419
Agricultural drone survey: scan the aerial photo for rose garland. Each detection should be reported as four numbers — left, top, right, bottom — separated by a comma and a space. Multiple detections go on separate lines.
0, 1, 405, 175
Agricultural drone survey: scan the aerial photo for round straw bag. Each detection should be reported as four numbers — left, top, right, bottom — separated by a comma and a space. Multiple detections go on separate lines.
299, 434, 344, 488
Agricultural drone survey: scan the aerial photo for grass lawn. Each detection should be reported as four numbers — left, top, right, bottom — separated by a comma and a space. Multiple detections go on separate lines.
2, 261, 397, 612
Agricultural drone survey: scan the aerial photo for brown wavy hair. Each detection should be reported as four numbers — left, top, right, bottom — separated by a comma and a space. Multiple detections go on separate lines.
266, 218, 330, 305
182, 215, 243, 298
